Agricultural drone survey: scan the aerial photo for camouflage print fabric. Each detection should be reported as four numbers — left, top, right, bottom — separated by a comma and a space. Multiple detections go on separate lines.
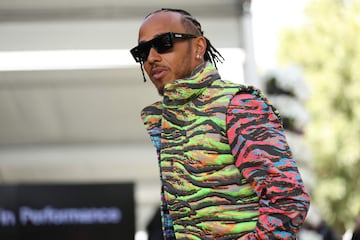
141, 62, 309, 239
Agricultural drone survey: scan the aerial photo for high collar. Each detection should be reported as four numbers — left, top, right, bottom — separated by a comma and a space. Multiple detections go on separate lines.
163, 62, 221, 107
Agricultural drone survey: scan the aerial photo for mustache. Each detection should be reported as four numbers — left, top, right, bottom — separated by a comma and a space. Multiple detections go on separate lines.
150, 63, 168, 70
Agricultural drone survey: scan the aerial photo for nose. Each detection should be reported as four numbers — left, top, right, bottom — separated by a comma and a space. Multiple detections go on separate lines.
146, 47, 161, 63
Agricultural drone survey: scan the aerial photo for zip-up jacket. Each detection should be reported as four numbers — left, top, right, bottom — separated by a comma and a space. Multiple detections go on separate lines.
141, 62, 310, 239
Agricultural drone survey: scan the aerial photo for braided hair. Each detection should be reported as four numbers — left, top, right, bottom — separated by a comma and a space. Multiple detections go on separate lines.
138, 8, 224, 82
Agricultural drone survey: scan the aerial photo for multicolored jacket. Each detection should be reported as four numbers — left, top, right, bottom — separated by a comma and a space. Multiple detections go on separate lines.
141, 62, 310, 239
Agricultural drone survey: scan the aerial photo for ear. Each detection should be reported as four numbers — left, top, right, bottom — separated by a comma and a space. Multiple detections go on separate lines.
194, 36, 207, 60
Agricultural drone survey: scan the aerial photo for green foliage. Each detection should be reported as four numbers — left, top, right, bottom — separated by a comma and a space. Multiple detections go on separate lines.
277, 0, 360, 233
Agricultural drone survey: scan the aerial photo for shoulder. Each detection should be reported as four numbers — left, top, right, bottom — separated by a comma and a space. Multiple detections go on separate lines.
228, 85, 281, 119
141, 101, 162, 121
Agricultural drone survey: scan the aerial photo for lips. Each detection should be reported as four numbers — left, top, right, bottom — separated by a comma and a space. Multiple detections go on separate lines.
151, 67, 167, 80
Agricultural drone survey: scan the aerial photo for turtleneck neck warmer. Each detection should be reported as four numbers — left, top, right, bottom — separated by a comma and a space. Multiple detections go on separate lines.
163, 61, 220, 107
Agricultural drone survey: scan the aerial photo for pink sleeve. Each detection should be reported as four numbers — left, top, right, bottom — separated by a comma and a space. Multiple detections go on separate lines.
226, 91, 310, 239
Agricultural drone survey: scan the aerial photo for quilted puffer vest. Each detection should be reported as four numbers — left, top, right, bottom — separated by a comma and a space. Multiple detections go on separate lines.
141, 62, 259, 239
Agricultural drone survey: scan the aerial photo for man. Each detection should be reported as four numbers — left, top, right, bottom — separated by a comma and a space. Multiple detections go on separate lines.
130, 8, 310, 239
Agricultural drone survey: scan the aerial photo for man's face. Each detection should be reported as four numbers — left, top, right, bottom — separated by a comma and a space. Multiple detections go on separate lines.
138, 12, 199, 95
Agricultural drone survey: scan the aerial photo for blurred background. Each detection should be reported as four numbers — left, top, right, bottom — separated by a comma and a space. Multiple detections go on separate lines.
0, 0, 359, 239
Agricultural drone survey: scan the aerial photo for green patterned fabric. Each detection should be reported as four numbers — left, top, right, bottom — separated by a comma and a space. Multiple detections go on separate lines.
142, 62, 259, 239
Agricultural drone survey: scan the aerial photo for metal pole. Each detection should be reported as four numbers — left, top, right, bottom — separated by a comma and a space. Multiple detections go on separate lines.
238, 0, 261, 89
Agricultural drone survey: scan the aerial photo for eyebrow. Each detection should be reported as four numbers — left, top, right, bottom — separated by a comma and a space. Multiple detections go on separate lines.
138, 32, 168, 44
138, 39, 148, 45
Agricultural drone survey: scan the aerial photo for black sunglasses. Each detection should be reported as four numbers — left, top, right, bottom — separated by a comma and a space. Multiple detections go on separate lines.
130, 32, 197, 63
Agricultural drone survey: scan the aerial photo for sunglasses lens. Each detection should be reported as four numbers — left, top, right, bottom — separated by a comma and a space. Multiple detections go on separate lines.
153, 34, 173, 53
138, 45, 151, 62
130, 33, 174, 62
131, 44, 150, 62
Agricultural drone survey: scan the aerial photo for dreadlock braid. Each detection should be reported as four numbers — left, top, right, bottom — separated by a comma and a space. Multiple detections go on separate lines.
139, 8, 224, 82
